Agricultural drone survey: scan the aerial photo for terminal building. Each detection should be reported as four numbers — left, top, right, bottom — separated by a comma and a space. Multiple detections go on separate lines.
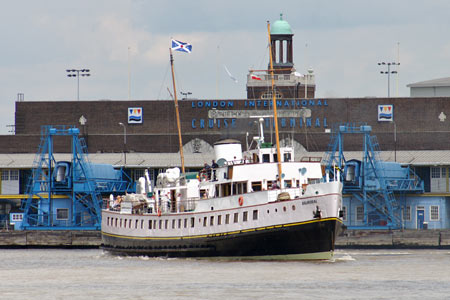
1, 15, 450, 230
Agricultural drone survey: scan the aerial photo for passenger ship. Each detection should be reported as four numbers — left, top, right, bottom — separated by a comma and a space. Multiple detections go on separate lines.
101, 126, 343, 260
101, 21, 342, 260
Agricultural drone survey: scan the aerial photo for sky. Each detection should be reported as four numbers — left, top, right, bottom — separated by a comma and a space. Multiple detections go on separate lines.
1, 0, 450, 134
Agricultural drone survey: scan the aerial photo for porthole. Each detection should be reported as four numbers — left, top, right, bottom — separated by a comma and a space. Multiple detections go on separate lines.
292, 205, 296, 211
275, 208, 278, 213
283, 206, 287, 212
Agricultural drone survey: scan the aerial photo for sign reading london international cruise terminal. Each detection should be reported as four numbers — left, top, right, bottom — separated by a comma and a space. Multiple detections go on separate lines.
190, 99, 329, 130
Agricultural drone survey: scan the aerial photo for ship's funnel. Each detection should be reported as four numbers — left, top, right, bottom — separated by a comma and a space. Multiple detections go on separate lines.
214, 139, 242, 164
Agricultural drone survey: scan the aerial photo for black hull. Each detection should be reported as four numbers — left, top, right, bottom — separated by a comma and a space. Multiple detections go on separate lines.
102, 218, 341, 258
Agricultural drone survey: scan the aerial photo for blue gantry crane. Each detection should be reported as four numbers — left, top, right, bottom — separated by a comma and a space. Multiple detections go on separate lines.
323, 123, 424, 229
20, 125, 134, 230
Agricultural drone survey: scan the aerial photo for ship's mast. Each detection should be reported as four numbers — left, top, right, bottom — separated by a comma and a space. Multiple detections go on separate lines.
169, 48, 185, 174
267, 21, 283, 184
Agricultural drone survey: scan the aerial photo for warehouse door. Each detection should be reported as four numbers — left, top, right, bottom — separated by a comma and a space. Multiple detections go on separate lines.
416, 207, 425, 229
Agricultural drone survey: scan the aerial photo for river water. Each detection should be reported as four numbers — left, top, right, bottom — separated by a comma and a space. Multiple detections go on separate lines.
0, 248, 449, 299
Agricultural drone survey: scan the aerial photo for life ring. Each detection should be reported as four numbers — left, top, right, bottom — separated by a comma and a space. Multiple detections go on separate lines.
157, 209, 161, 217
238, 196, 244, 206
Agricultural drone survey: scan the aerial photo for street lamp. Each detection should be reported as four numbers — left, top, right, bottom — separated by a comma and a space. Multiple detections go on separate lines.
66, 69, 91, 100
180, 91, 192, 100
378, 62, 399, 97
391, 120, 397, 162
118, 122, 127, 165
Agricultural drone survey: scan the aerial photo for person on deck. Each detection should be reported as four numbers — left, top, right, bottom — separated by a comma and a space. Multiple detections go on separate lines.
211, 160, 219, 181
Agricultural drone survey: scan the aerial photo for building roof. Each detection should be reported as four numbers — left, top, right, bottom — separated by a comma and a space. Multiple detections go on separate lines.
2, 150, 450, 169
407, 77, 450, 88
271, 13, 293, 35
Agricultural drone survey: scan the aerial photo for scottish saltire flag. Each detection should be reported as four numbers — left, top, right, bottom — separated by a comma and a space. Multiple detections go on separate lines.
171, 39, 192, 53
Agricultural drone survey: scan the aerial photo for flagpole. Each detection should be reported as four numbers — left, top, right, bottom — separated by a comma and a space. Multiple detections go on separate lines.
169, 48, 186, 174
267, 21, 283, 186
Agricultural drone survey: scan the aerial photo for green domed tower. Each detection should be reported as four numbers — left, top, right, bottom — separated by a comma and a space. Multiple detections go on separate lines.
269, 13, 294, 73
247, 14, 316, 100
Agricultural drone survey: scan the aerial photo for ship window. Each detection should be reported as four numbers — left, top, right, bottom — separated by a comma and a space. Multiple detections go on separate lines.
149, 220, 152, 229
184, 218, 188, 228
251, 181, 262, 192
172, 219, 176, 229
210, 216, 214, 226
273, 154, 278, 162
190, 217, 195, 228
225, 214, 230, 224
159, 220, 162, 229
178, 219, 182, 228
115, 218, 118, 227
135, 219, 139, 229
129, 219, 132, 228
234, 212, 239, 223
356, 206, 364, 221
284, 180, 292, 188
402, 206, 410, 221
292, 205, 296, 211
203, 217, 207, 227
275, 208, 278, 213
221, 183, 232, 197
56, 208, 68, 220
253, 210, 258, 220
107, 217, 110, 226
430, 205, 439, 221
283, 206, 287, 212
218, 215, 222, 225
283, 153, 291, 162
262, 154, 270, 163
243, 211, 248, 222
165, 220, 168, 229
154, 220, 157, 229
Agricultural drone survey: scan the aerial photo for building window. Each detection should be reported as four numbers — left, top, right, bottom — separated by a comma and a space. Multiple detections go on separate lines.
403, 206, 411, 221
10, 170, 19, 181
56, 208, 69, 220
431, 167, 441, 178
342, 206, 347, 221
252, 210, 258, 220
1, 170, 9, 181
356, 206, 364, 221
442, 168, 447, 177
133, 169, 145, 181
430, 206, 439, 221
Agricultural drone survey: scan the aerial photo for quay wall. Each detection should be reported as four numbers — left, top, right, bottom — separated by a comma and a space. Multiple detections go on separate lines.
336, 229, 450, 249
1, 229, 450, 249
0, 231, 101, 248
